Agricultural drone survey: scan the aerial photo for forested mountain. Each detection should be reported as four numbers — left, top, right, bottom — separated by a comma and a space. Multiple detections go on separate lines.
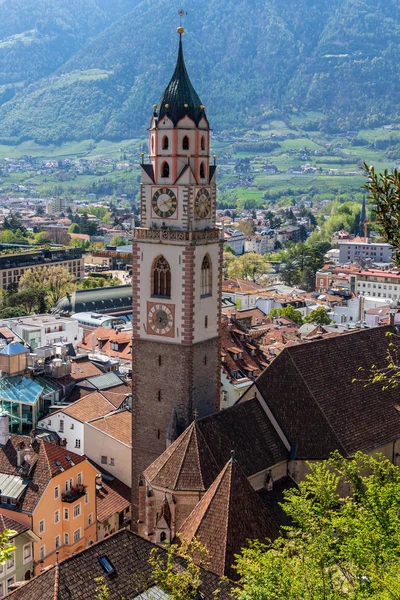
0, 0, 399, 143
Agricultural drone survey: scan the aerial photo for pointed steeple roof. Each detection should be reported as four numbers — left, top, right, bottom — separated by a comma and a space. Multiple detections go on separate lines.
144, 421, 220, 492
156, 34, 205, 125
178, 457, 279, 580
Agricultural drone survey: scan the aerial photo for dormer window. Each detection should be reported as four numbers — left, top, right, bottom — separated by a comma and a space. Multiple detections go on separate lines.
182, 136, 189, 150
162, 136, 169, 150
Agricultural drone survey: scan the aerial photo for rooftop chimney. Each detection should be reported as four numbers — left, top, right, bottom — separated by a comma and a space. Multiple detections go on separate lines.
0, 413, 9, 446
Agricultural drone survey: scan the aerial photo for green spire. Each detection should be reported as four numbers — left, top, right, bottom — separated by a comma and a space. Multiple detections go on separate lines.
156, 35, 204, 125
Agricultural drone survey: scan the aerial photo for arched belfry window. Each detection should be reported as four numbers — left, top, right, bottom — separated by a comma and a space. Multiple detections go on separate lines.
162, 136, 169, 150
201, 254, 212, 297
201, 136, 205, 151
200, 162, 205, 179
152, 256, 171, 298
182, 136, 189, 151
161, 161, 170, 178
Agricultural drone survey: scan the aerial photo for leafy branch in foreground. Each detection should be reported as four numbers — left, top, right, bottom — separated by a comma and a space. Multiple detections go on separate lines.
234, 451, 400, 600
149, 536, 210, 600
363, 164, 400, 266
353, 332, 400, 390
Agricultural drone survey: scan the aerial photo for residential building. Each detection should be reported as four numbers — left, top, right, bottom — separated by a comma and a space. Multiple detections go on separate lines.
37, 391, 125, 456
77, 327, 132, 366
0, 416, 98, 570
84, 409, 131, 486
276, 225, 301, 244
46, 198, 73, 215
0, 248, 83, 291
0, 515, 39, 595
2, 316, 82, 351
244, 235, 268, 254
2, 529, 232, 599
94, 467, 131, 540
339, 239, 393, 264
223, 229, 246, 254
350, 270, 400, 301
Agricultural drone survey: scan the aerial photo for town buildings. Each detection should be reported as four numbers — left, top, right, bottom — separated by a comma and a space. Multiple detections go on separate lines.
0, 248, 83, 291
338, 238, 393, 264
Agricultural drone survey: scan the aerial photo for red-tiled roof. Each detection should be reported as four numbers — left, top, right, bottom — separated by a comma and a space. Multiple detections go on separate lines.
53, 391, 116, 424
88, 410, 131, 446
0, 513, 29, 537
178, 458, 279, 580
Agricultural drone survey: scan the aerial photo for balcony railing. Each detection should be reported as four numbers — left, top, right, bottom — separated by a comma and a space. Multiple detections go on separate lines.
62, 484, 86, 503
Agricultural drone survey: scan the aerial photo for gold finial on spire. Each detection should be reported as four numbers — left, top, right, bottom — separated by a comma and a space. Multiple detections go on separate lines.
177, 9, 187, 35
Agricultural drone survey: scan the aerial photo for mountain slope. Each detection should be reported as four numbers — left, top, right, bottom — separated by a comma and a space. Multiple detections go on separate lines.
0, 0, 398, 143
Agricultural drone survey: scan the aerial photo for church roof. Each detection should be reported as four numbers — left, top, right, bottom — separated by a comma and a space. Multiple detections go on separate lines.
178, 457, 279, 580
144, 420, 220, 492
156, 36, 205, 126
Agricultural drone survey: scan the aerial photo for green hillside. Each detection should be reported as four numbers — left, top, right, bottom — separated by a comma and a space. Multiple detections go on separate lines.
0, 0, 399, 143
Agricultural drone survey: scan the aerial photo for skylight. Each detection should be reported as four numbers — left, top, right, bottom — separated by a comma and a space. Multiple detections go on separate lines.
98, 555, 116, 576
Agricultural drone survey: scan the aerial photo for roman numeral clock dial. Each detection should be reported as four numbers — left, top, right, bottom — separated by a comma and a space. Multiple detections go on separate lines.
195, 187, 211, 219
152, 188, 177, 218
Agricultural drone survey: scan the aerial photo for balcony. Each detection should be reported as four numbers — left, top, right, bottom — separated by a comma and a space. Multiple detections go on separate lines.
62, 484, 86, 503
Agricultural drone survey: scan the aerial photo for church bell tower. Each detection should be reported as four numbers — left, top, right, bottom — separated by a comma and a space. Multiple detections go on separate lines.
132, 25, 223, 513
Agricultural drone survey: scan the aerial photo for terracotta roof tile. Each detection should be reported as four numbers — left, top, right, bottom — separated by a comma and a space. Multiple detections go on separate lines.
0, 513, 29, 537
4, 529, 233, 599
58, 392, 116, 423
178, 458, 279, 579
253, 325, 400, 458
88, 410, 132, 446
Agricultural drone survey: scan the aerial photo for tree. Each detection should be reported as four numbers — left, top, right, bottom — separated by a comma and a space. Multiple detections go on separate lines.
279, 260, 301, 287
237, 219, 255, 236
109, 234, 123, 246
304, 306, 332, 325
234, 451, 400, 600
363, 164, 400, 265
19, 265, 76, 308
227, 253, 266, 282
68, 223, 80, 234
149, 536, 209, 600
269, 305, 303, 325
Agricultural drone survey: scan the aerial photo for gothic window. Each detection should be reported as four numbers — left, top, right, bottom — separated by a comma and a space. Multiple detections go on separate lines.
162, 135, 169, 150
182, 135, 189, 150
152, 256, 171, 297
201, 254, 212, 297
161, 161, 169, 178
200, 162, 205, 179
201, 136, 205, 151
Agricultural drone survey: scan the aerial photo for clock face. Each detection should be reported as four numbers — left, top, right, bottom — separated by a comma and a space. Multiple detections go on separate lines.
148, 303, 174, 336
152, 187, 177, 218
195, 188, 211, 219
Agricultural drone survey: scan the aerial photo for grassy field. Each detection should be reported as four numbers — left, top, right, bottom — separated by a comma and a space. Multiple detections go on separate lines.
0, 113, 397, 205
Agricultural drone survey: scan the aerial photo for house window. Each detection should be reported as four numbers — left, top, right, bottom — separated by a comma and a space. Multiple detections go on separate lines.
77, 473, 82, 485
182, 135, 189, 150
39, 546, 45, 560
54, 486, 59, 500
73, 504, 81, 518
88, 513, 93, 526
201, 254, 212, 296
59, 420, 64, 433
47, 419, 51, 426
152, 256, 171, 297
70, 423, 74, 430
6, 552, 15, 570
73, 529, 81, 543
110, 458, 115, 466
84, 492, 89, 504
101, 456, 107, 465
55, 536, 60, 550
200, 161, 205, 179
6, 577, 14, 592
162, 135, 169, 150
75, 439, 81, 449
23, 544, 31, 562
39, 520, 45, 534
54, 510, 60, 524
64, 508, 69, 520
161, 161, 169, 178
64, 533, 69, 545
